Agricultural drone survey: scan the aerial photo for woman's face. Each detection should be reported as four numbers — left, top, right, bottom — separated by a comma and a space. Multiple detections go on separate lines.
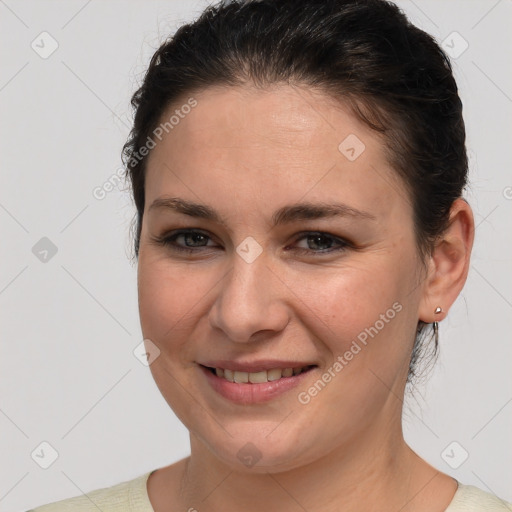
137, 84, 427, 472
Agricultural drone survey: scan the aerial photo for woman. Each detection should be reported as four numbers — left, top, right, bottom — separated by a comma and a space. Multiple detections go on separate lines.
29, 0, 511, 510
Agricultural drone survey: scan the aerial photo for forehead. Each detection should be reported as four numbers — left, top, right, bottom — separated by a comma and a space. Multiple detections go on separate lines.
155, 84, 372, 154
144, 84, 410, 221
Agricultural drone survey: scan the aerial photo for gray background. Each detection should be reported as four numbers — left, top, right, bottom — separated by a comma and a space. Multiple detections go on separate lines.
1, 1, 511, 510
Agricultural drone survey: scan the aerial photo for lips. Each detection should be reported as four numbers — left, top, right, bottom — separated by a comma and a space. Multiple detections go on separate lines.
198, 361, 318, 404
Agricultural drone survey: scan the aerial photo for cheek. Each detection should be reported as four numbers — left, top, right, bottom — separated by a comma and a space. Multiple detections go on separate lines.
287, 260, 404, 343
137, 256, 202, 350
137, 256, 210, 423
289, 263, 413, 439
285, 253, 419, 397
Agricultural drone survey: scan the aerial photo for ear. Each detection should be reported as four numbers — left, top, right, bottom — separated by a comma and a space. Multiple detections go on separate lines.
418, 198, 475, 323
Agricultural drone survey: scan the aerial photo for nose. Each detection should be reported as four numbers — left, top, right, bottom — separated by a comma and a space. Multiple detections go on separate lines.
208, 250, 290, 343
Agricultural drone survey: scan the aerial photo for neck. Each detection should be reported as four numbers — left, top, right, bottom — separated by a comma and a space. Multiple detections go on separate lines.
176, 415, 443, 512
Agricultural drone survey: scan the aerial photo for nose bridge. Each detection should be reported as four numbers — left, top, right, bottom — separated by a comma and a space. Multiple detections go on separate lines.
208, 247, 288, 342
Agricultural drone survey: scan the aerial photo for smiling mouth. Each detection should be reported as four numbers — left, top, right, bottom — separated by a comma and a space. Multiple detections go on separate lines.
201, 364, 317, 384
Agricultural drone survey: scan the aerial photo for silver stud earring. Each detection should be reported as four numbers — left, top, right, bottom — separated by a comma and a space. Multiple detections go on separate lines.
434, 306, 443, 314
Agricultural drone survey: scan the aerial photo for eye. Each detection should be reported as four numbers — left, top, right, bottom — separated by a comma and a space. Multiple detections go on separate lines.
290, 232, 350, 255
151, 229, 350, 256
151, 229, 217, 254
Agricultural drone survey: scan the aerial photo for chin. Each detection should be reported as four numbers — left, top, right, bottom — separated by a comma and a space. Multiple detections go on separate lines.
196, 423, 319, 474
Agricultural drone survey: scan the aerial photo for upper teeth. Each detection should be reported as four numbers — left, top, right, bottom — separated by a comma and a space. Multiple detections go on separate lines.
214, 366, 307, 383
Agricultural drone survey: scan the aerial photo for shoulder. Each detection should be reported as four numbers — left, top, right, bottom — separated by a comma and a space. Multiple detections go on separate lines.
445, 482, 512, 511
26, 471, 155, 512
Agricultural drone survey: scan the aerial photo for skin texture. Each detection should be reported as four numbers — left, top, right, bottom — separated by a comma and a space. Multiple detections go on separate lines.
137, 84, 474, 511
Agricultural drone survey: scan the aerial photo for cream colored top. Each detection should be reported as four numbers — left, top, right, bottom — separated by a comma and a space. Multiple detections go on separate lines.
27, 471, 512, 511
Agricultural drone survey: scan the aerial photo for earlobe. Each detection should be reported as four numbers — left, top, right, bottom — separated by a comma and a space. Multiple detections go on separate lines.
418, 198, 475, 323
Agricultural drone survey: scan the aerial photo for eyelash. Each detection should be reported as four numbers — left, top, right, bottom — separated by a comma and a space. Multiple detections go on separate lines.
151, 229, 351, 256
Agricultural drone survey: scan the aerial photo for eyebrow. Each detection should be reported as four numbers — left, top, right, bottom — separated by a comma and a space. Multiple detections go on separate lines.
148, 196, 376, 226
